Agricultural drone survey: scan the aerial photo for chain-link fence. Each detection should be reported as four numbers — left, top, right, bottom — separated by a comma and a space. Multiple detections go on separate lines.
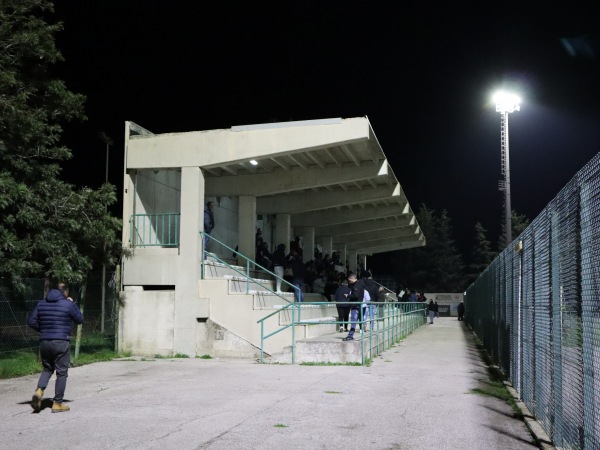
466, 152, 600, 449
0, 271, 118, 355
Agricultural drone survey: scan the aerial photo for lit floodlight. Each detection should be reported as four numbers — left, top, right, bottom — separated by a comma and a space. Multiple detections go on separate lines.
493, 91, 521, 113
491, 89, 521, 248
249, 159, 258, 166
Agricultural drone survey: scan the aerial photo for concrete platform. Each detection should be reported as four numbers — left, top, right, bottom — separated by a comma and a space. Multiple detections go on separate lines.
0, 318, 542, 449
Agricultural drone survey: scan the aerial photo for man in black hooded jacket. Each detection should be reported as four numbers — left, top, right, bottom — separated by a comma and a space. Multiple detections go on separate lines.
27, 283, 84, 413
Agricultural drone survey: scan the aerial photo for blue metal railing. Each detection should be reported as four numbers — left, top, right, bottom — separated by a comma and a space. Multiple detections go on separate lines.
199, 232, 300, 300
129, 213, 180, 247
257, 301, 426, 365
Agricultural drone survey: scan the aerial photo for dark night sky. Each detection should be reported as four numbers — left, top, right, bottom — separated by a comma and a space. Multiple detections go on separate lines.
50, 2, 600, 259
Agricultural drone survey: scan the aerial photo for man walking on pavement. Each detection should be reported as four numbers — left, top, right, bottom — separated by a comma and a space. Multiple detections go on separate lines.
27, 282, 84, 413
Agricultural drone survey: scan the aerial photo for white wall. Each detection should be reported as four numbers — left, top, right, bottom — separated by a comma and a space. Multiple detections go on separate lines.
207, 196, 239, 258
118, 288, 175, 356
135, 169, 181, 215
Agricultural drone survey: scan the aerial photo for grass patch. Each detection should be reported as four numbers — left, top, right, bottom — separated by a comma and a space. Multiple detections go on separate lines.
173, 353, 189, 358
0, 350, 41, 378
470, 336, 523, 419
196, 354, 213, 359
324, 391, 342, 394
274, 424, 288, 428
0, 332, 130, 379
71, 349, 117, 367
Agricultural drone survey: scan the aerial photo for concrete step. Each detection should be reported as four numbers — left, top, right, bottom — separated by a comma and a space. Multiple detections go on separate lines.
271, 331, 365, 364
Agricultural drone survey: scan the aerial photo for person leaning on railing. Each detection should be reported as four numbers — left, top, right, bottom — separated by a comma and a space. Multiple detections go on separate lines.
203, 201, 215, 258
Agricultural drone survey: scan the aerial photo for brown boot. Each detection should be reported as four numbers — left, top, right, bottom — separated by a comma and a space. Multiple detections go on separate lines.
51, 403, 70, 413
31, 388, 43, 412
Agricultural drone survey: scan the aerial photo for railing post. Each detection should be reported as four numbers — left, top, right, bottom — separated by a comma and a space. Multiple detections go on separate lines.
260, 321, 264, 364
360, 306, 365, 366
291, 303, 296, 364
200, 232, 205, 280
246, 258, 250, 294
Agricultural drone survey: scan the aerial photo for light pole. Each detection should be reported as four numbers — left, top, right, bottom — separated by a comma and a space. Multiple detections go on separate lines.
99, 132, 113, 334
493, 91, 520, 248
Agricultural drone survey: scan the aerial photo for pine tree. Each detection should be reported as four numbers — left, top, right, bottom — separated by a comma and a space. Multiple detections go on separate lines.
497, 209, 531, 251
511, 209, 530, 237
390, 204, 465, 292
0, 0, 122, 284
467, 222, 497, 285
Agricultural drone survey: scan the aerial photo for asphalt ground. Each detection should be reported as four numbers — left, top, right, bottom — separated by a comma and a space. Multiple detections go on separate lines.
0, 318, 539, 449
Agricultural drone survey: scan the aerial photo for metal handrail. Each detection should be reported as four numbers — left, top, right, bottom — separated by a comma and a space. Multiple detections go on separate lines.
199, 232, 300, 300
257, 300, 426, 365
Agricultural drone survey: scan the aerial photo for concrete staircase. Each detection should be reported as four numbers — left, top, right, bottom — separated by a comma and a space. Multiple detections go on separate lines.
198, 260, 338, 358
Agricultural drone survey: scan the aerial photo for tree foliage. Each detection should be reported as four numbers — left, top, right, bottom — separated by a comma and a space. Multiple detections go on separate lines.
466, 222, 497, 286
390, 204, 464, 292
511, 209, 530, 238
0, 0, 122, 284
498, 209, 531, 251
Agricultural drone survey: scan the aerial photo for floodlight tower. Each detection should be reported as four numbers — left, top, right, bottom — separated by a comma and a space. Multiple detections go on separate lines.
493, 91, 520, 247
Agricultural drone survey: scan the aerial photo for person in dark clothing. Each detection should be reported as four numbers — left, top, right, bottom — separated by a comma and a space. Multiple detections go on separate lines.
272, 243, 287, 292
427, 300, 436, 324
323, 275, 339, 302
342, 273, 365, 341
334, 280, 351, 332
457, 301, 465, 321
288, 250, 305, 302
203, 201, 215, 258
256, 241, 272, 270
362, 271, 380, 332
27, 283, 84, 413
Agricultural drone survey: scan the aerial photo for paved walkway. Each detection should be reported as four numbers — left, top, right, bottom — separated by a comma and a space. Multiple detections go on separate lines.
0, 318, 538, 449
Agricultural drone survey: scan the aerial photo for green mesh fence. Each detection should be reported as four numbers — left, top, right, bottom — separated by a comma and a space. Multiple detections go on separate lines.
0, 272, 117, 355
466, 152, 600, 449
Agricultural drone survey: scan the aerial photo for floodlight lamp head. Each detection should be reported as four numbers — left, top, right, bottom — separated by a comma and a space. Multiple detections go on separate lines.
493, 91, 521, 113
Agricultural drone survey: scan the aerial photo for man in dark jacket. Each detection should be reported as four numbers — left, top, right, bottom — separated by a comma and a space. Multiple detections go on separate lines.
289, 250, 305, 302
27, 283, 84, 413
342, 273, 365, 341
457, 301, 465, 321
334, 280, 351, 332
203, 201, 215, 258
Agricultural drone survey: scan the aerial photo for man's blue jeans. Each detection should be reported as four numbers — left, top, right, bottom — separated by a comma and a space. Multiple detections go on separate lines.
292, 280, 304, 302
363, 303, 375, 329
346, 307, 360, 338
204, 233, 211, 259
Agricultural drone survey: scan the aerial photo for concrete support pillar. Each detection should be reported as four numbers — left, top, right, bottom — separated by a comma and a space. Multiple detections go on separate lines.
339, 244, 347, 271
317, 236, 333, 258
174, 166, 204, 356
295, 226, 315, 263
238, 195, 257, 260
274, 214, 291, 253
360, 254, 368, 274
348, 250, 358, 275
